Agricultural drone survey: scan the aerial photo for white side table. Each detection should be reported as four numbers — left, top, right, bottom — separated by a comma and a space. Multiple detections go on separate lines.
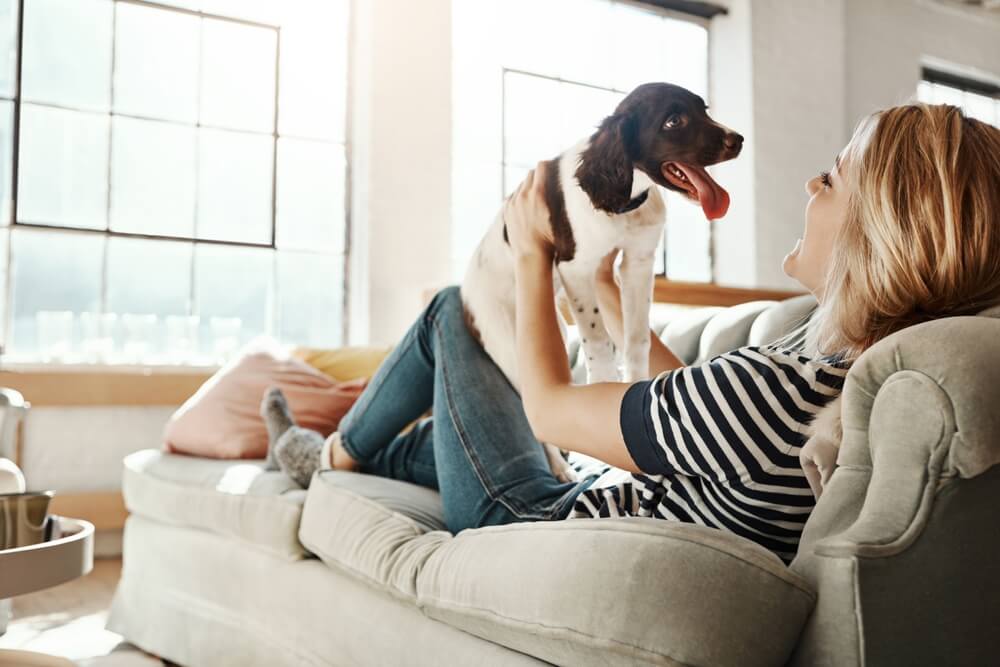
0, 517, 95, 666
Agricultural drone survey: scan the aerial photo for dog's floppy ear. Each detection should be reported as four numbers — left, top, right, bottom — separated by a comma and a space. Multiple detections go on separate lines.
575, 113, 636, 213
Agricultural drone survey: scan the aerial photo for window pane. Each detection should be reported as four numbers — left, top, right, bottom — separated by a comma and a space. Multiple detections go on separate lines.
21, 0, 113, 111
664, 190, 711, 282
558, 83, 623, 149
113, 2, 200, 123
194, 244, 273, 345
0, 228, 7, 349
663, 19, 708, 98
197, 128, 273, 244
503, 73, 566, 167
106, 236, 192, 317
931, 83, 964, 107
200, 18, 277, 132
275, 139, 344, 252
610, 4, 669, 92
17, 104, 109, 229
110, 116, 196, 236
548, 0, 613, 86
916, 81, 933, 104
146, 0, 200, 12
1, 100, 11, 225
965, 92, 995, 125
496, 0, 567, 77
279, 23, 346, 141
200, 0, 281, 24
0, 0, 16, 98
276, 251, 342, 347
9, 228, 104, 358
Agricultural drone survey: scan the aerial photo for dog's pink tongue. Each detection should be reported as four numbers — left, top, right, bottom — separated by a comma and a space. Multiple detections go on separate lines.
676, 164, 730, 220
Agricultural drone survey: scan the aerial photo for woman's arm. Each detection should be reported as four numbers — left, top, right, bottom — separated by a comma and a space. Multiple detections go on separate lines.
504, 165, 641, 473
514, 253, 638, 470
593, 252, 686, 376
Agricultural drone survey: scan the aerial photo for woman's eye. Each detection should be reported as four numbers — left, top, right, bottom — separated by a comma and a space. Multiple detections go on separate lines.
820, 171, 832, 187
662, 114, 683, 130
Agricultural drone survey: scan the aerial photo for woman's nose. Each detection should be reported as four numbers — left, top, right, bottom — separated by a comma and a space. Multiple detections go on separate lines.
805, 177, 818, 196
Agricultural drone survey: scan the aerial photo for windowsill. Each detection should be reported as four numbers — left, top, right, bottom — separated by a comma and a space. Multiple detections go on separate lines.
0, 363, 217, 407
653, 278, 805, 307
0, 361, 221, 375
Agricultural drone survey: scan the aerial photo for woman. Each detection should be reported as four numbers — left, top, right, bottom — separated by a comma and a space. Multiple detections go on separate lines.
263, 104, 1000, 564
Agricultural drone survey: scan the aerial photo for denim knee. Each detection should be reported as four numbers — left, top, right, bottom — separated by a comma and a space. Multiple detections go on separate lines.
427, 285, 462, 317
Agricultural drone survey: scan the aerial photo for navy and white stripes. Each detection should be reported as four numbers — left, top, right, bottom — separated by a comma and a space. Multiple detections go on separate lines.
569, 344, 849, 563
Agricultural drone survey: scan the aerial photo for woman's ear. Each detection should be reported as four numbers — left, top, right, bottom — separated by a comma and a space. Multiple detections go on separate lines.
575, 113, 636, 213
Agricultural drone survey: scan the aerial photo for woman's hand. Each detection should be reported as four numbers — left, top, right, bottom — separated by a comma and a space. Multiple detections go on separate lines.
503, 163, 555, 261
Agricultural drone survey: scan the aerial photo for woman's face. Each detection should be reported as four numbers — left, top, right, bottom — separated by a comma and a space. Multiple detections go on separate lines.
783, 152, 851, 297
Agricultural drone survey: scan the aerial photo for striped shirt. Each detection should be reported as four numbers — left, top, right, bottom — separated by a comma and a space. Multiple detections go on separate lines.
568, 342, 849, 563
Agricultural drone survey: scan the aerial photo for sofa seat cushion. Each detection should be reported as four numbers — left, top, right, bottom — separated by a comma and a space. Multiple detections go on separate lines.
122, 449, 308, 560
300, 470, 817, 667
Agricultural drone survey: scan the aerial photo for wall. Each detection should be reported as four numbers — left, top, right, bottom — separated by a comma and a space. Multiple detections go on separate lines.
351, 0, 1000, 341
710, 0, 1000, 290
710, 0, 847, 289
846, 0, 1000, 131
348, 0, 453, 345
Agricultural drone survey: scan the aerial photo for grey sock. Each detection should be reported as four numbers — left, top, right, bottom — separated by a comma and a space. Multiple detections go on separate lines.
261, 387, 296, 471
274, 427, 326, 487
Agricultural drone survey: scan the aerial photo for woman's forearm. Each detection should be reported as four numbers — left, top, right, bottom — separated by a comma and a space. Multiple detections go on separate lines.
513, 253, 640, 471
514, 254, 571, 418
594, 276, 684, 376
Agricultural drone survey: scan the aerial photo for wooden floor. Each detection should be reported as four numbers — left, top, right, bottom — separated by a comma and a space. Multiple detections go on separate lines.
0, 558, 165, 666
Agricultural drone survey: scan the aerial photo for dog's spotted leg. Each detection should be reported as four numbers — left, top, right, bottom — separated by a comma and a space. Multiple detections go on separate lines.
618, 249, 655, 382
558, 262, 618, 383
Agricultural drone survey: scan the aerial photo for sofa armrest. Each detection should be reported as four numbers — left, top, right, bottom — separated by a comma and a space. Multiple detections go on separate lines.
813, 316, 1000, 558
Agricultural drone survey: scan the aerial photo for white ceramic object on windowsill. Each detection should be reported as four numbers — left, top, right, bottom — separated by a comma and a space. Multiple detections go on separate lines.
0, 459, 25, 495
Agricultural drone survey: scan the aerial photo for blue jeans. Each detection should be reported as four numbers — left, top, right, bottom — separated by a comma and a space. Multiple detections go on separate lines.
337, 286, 598, 533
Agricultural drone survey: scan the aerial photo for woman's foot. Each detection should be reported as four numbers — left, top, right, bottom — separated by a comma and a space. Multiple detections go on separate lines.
274, 427, 327, 487
261, 387, 296, 471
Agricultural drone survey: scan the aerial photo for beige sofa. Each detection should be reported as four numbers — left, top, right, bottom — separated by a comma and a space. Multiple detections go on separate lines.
108, 297, 1000, 666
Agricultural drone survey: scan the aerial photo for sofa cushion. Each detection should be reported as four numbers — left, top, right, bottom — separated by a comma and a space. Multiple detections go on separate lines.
300, 470, 817, 667
163, 340, 367, 460
122, 450, 308, 560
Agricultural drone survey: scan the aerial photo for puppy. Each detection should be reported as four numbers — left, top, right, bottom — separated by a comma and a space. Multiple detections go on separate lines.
462, 82, 743, 481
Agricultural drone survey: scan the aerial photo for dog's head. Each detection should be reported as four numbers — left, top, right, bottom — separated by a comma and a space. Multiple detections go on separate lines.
575, 82, 743, 219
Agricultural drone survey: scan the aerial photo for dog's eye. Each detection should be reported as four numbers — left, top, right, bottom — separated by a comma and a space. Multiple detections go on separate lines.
662, 114, 685, 130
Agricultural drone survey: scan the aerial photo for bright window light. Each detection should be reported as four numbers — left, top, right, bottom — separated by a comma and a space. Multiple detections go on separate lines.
0, 0, 350, 364
452, 0, 711, 283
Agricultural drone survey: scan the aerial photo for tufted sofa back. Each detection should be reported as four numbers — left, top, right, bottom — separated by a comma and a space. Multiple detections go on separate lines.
570, 297, 1000, 665
568, 294, 817, 383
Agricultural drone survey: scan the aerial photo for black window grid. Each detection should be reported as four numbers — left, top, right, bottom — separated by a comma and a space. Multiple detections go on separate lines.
8, 0, 285, 248
0, 0, 353, 355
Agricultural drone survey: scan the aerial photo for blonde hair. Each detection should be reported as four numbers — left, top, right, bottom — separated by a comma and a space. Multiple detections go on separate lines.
809, 103, 1000, 360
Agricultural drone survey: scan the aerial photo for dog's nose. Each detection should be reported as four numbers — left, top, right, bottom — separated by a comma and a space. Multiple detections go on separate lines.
724, 133, 744, 150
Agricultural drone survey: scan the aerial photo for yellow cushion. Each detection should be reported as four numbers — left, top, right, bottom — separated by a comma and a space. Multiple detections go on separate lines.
292, 346, 393, 382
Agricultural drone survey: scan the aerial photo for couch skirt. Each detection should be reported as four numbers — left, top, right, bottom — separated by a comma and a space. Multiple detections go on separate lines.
107, 515, 546, 667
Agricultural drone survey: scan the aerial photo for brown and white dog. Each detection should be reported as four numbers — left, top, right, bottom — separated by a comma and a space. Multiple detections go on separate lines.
461, 82, 743, 480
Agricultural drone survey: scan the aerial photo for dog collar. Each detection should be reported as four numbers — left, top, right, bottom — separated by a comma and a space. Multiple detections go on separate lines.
615, 188, 650, 214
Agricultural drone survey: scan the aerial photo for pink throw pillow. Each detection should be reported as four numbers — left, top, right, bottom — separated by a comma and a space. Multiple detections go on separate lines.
164, 340, 368, 459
